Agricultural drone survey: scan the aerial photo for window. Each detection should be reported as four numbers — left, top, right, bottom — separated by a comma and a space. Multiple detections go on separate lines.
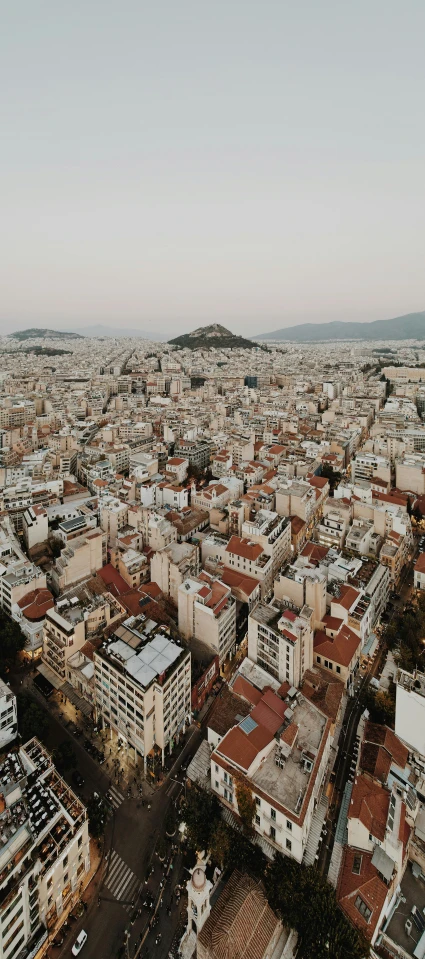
270, 826, 276, 841
255, 797, 261, 807
352, 854, 362, 875
78, 836, 83, 848
336, 665, 341, 674
286, 838, 292, 851
270, 807, 276, 821
286, 820, 292, 831
63, 855, 68, 868
354, 896, 372, 922
215, 764, 219, 773
255, 815, 260, 826
215, 780, 219, 789
317, 656, 321, 664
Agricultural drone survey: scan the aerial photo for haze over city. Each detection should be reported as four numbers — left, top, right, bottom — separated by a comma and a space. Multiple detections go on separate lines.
2, 1, 425, 337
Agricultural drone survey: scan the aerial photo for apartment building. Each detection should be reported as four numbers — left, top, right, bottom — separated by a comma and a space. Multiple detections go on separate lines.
178, 575, 236, 665
274, 563, 326, 627
223, 535, 273, 598
22, 505, 48, 550
241, 510, 291, 583
94, 616, 191, 765
395, 453, 425, 494
248, 601, 313, 687
151, 542, 199, 604
50, 529, 105, 594
352, 453, 391, 485
0, 680, 17, 748
395, 669, 425, 757
0, 740, 90, 959
209, 663, 331, 863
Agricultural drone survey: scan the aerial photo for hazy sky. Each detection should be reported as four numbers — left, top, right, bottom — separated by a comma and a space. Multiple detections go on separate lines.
1, 1, 425, 337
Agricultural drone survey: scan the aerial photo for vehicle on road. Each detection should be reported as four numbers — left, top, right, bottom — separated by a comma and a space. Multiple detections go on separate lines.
71, 930, 87, 956
72, 771, 84, 788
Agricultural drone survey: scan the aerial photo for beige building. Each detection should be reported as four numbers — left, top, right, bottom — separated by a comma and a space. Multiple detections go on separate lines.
248, 601, 314, 687
50, 529, 105, 594
22, 505, 49, 549
395, 453, 425, 494
151, 541, 199, 604
224, 535, 273, 598
178, 575, 236, 665
274, 564, 326, 627
241, 510, 291, 584
100, 498, 129, 546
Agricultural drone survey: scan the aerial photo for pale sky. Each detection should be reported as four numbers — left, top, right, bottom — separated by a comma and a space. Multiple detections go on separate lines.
1, 1, 424, 337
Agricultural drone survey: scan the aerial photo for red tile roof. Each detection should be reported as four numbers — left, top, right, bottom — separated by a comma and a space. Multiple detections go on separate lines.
337, 848, 388, 942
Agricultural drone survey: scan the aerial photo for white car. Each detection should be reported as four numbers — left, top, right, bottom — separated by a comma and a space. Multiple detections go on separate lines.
71, 930, 88, 956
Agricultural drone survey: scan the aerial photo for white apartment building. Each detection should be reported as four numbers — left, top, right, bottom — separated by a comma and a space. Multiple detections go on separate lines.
22, 505, 48, 550
0, 740, 90, 959
395, 453, 425, 495
178, 576, 236, 665
50, 529, 105, 594
210, 663, 331, 863
248, 601, 313, 687
0, 680, 17, 749
352, 453, 391, 485
395, 669, 425, 757
94, 616, 191, 766
241, 511, 291, 583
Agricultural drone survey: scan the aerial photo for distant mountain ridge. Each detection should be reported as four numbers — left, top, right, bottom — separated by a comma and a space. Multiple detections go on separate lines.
9, 327, 83, 340
169, 323, 257, 350
254, 311, 425, 343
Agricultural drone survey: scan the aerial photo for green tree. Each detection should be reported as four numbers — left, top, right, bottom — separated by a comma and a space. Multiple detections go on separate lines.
52, 741, 77, 773
182, 786, 221, 852
235, 775, 256, 833
264, 855, 367, 959
87, 795, 107, 839
210, 823, 266, 878
17, 694, 49, 743
0, 610, 25, 675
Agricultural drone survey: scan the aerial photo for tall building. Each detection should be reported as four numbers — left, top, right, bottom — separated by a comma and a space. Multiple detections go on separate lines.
94, 614, 191, 765
0, 739, 90, 959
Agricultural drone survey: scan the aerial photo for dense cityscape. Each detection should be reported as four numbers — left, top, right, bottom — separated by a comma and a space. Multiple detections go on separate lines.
0, 325, 424, 959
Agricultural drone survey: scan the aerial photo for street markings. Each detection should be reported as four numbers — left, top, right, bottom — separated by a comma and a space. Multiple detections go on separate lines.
107, 785, 125, 809
105, 849, 140, 911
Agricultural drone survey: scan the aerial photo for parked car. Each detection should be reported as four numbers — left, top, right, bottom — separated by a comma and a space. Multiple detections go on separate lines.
72, 930, 88, 956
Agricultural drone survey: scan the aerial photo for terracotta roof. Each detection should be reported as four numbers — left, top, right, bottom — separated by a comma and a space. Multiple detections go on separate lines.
348, 774, 390, 842
300, 541, 329, 565
198, 870, 281, 959
207, 686, 251, 737
221, 567, 260, 597
360, 722, 408, 784
96, 564, 130, 597
301, 666, 344, 721
322, 614, 344, 631
232, 675, 263, 706
216, 723, 273, 772
414, 553, 425, 573
17, 587, 54, 621
225, 536, 264, 562
290, 516, 306, 534
314, 623, 361, 668
333, 584, 360, 611
309, 475, 328, 489
337, 848, 388, 942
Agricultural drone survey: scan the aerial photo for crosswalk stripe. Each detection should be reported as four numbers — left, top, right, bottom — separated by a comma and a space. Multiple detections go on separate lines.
114, 867, 135, 900
109, 786, 124, 802
106, 857, 128, 889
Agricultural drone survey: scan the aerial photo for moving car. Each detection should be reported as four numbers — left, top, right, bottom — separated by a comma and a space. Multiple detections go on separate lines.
72, 930, 87, 956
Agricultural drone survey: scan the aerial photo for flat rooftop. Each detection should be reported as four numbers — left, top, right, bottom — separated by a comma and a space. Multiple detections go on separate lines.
384, 861, 425, 957
252, 695, 327, 816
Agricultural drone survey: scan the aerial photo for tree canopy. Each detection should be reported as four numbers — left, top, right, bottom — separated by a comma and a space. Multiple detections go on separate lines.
0, 610, 25, 676
17, 693, 49, 743
264, 855, 368, 959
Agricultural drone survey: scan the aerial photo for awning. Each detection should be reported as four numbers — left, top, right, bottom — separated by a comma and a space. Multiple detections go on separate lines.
60, 681, 93, 717
371, 844, 394, 882
36, 663, 63, 690
362, 633, 379, 658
